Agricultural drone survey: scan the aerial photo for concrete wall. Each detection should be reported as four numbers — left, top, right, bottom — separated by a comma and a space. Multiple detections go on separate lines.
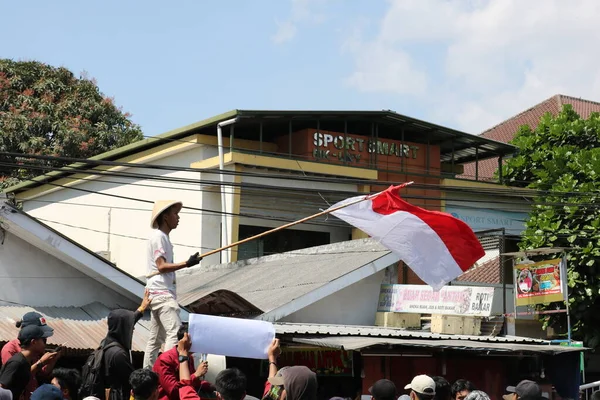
0, 231, 137, 308
280, 269, 386, 326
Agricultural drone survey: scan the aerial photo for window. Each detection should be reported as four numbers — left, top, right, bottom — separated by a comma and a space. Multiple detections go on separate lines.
237, 225, 330, 260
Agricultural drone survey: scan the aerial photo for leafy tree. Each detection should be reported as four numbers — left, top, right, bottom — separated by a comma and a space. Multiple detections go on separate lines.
0, 59, 143, 188
503, 105, 600, 347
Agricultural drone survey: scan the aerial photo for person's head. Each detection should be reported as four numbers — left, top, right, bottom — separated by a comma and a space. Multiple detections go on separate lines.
177, 323, 189, 341
107, 309, 136, 350
31, 384, 63, 400
451, 380, 475, 400
464, 391, 489, 400
369, 380, 397, 400
268, 366, 317, 400
51, 368, 81, 400
432, 377, 451, 400
130, 369, 159, 400
16, 312, 51, 329
503, 381, 542, 400
18, 324, 53, 355
404, 375, 436, 400
262, 367, 290, 400
151, 200, 182, 231
215, 368, 247, 400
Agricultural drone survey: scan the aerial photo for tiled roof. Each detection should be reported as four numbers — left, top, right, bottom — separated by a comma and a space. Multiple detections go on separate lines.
460, 94, 600, 181
456, 256, 501, 284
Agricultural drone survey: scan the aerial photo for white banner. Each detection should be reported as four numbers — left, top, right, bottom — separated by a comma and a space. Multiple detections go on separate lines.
377, 284, 494, 316
189, 314, 275, 359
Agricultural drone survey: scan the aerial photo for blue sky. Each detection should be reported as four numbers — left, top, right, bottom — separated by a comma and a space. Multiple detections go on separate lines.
2, 0, 599, 136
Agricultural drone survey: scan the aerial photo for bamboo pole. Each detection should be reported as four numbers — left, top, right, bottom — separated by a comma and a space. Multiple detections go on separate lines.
146, 181, 413, 278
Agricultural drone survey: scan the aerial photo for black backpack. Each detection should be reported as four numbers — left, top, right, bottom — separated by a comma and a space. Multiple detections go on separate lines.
79, 341, 119, 399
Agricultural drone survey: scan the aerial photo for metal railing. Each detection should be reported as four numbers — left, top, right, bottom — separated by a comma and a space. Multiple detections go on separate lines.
580, 381, 600, 400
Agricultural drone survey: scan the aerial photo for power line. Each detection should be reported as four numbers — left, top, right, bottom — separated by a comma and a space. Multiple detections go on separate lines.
4, 160, 600, 208
3, 151, 599, 198
5, 162, 600, 224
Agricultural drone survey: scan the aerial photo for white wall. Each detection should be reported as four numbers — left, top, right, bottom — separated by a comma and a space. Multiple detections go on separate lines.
0, 231, 137, 308
280, 269, 386, 326
22, 145, 358, 277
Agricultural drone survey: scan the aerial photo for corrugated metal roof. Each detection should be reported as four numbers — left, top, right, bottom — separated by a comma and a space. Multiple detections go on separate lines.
177, 239, 396, 313
274, 322, 549, 344
0, 302, 150, 352
291, 336, 584, 355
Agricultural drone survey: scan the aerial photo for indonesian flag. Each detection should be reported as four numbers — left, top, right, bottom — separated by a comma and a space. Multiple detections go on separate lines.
330, 185, 484, 290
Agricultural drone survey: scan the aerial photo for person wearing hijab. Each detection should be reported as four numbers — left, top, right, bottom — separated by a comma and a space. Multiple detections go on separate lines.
103, 291, 151, 400
267, 366, 317, 400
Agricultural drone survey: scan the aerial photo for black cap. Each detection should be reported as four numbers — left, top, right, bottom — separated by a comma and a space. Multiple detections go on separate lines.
369, 379, 397, 400
506, 381, 542, 400
18, 325, 54, 345
20, 312, 50, 328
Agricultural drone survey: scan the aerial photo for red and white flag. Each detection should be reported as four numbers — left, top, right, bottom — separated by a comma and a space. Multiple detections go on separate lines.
330, 185, 484, 290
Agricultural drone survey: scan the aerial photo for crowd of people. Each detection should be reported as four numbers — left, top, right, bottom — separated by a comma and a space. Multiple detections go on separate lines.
0, 306, 575, 400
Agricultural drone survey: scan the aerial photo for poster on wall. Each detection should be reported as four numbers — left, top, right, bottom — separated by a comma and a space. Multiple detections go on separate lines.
261, 348, 353, 376
515, 258, 565, 306
377, 284, 494, 316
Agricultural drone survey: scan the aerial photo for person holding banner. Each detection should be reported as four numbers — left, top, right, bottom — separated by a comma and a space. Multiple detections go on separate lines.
153, 323, 211, 400
144, 200, 203, 369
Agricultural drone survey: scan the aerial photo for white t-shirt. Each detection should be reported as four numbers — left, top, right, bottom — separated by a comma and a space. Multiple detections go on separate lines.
146, 229, 176, 298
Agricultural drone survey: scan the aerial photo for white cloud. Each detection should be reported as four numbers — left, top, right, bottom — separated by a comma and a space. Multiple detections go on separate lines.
272, 0, 329, 44
272, 20, 298, 44
344, 0, 600, 133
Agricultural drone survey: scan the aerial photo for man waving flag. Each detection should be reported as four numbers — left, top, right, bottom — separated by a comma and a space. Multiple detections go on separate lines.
330, 185, 484, 290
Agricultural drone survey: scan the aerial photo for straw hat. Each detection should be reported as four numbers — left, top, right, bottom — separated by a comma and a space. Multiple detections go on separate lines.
150, 200, 183, 229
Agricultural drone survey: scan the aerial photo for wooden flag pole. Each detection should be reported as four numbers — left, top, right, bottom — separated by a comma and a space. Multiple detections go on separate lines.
146, 181, 413, 278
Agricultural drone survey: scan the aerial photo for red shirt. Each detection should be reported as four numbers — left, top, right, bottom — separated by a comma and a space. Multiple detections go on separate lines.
153, 347, 209, 400
1, 340, 49, 400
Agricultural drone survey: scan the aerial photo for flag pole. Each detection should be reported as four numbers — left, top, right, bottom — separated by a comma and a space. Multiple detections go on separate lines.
146, 181, 414, 278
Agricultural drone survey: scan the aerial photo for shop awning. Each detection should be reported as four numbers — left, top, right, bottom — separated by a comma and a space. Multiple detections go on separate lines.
291, 336, 586, 355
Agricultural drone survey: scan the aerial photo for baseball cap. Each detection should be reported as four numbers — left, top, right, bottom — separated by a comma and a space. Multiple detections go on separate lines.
369, 379, 397, 400
20, 312, 51, 329
404, 375, 436, 395
18, 324, 54, 345
505, 381, 542, 400
267, 366, 290, 386
31, 384, 63, 400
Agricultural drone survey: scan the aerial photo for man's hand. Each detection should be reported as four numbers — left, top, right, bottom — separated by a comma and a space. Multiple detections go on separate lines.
194, 361, 208, 378
186, 252, 202, 268
177, 332, 192, 357
39, 351, 58, 365
140, 289, 152, 311
267, 338, 281, 362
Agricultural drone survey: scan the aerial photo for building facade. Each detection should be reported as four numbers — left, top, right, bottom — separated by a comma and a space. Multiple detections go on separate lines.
6, 110, 515, 278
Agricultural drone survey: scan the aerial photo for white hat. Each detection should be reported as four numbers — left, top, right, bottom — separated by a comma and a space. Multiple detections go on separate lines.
404, 375, 436, 395
150, 200, 183, 229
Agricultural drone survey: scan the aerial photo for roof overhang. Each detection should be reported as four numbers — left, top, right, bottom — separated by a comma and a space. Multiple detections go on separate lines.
291, 336, 586, 355
5, 109, 516, 196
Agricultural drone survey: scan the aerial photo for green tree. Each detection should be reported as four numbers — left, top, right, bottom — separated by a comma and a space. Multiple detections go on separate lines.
0, 59, 143, 188
503, 105, 600, 347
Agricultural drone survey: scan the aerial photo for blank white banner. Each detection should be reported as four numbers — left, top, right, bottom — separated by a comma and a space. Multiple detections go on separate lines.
189, 314, 275, 359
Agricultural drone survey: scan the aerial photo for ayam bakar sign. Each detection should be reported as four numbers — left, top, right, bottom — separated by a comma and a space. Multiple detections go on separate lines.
377, 284, 495, 316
